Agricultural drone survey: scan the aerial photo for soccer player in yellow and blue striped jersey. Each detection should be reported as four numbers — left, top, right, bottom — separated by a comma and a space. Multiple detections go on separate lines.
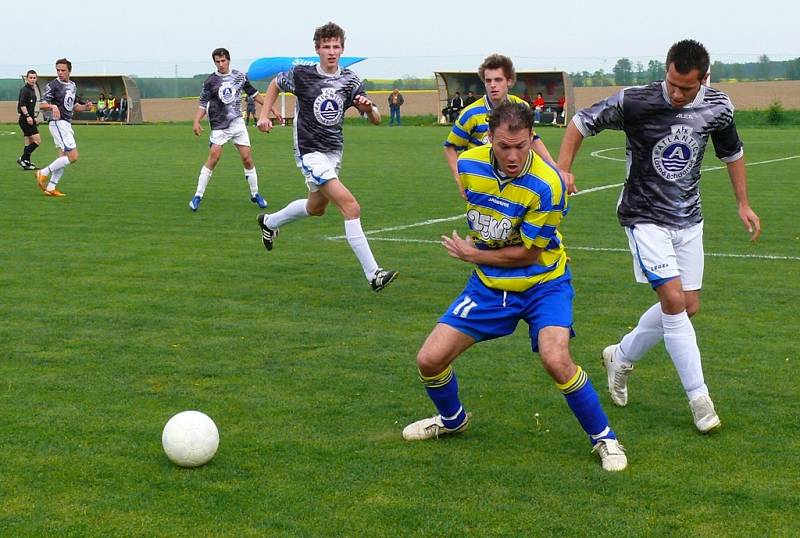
404, 101, 627, 471
444, 54, 565, 200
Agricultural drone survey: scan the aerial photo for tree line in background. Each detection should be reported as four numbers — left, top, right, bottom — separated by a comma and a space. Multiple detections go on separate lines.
572, 56, 800, 87
1, 57, 799, 101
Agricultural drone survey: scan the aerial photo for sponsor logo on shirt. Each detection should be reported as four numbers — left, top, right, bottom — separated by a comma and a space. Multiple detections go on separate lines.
652, 125, 699, 181
467, 209, 513, 241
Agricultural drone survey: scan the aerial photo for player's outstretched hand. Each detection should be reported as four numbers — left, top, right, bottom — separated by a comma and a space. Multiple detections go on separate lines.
558, 168, 577, 195
257, 118, 273, 133
739, 205, 761, 242
192, 122, 203, 136
442, 230, 476, 263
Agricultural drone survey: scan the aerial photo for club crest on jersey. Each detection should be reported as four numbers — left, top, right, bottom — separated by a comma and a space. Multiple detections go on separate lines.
652, 125, 699, 181
314, 88, 344, 126
218, 82, 236, 104
65, 89, 75, 111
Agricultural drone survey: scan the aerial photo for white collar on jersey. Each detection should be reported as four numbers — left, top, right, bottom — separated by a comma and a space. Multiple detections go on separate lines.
660, 80, 706, 108
316, 63, 342, 77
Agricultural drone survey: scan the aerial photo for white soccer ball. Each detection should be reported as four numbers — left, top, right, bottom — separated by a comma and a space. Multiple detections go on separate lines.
161, 410, 219, 467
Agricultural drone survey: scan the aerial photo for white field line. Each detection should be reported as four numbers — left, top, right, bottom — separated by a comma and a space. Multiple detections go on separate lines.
325, 150, 799, 261
354, 238, 800, 261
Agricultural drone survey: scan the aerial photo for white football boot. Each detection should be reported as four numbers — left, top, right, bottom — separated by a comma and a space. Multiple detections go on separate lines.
592, 438, 628, 471
689, 394, 721, 433
402, 413, 470, 441
602, 344, 634, 406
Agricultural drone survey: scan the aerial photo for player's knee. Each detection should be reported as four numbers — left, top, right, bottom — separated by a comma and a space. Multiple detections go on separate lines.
341, 200, 361, 220
307, 203, 326, 216
416, 349, 446, 376
539, 350, 575, 384
68, 151, 79, 163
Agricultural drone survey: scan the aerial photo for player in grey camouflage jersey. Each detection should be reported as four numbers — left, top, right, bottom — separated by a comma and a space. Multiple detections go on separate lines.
188, 48, 270, 212
256, 22, 397, 292
35, 58, 93, 197
557, 40, 761, 433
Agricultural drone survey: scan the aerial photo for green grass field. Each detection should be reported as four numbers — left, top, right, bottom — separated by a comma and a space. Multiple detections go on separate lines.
1, 121, 798, 536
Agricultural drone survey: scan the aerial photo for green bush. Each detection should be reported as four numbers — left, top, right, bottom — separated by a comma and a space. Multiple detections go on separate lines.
765, 99, 785, 125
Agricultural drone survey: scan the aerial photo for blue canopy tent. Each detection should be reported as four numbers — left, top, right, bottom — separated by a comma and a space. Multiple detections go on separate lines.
247, 56, 366, 81
247, 56, 366, 120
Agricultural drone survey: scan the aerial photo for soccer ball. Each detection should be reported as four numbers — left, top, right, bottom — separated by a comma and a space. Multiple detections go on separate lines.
161, 410, 219, 467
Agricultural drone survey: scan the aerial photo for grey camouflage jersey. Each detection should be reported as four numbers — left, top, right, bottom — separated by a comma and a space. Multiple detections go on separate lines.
42, 79, 81, 123
276, 64, 367, 155
199, 69, 257, 130
573, 81, 743, 228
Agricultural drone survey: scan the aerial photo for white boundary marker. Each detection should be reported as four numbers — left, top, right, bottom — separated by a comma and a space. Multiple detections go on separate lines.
0, 130, 17, 136
325, 150, 800, 262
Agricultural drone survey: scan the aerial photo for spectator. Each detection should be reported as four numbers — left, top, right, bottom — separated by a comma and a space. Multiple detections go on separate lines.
447, 91, 464, 122
118, 94, 128, 122
104, 93, 117, 121
96, 93, 107, 120
553, 95, 566, 125
245, 93, 257, 126
463, 90, 477, 106
388, 88, 404, 126
532, 92, 545, 124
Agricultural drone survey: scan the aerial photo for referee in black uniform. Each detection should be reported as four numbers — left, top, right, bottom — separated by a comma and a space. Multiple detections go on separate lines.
17, 69, 41, 170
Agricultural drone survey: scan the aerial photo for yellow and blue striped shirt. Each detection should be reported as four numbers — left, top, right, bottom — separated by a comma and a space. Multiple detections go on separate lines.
445, 95, 536, 151
458, 144, 568, 292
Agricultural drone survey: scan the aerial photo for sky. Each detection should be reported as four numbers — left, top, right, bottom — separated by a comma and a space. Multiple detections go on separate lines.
2, 0, 797, 79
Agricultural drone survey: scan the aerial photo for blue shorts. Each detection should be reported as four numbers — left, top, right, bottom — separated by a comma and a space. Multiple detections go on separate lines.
439, 269, 575, 352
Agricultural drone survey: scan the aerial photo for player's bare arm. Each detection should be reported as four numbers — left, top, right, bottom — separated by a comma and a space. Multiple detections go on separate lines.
353, 95, 380, 125
444, 146, 467, 200
726, 158, 761, 241
192, 107, 206, 136
532, 137, 575, 192
257, 79, 280, 132
556, 122, 584, 194
20, 105, 33, 124
74, 99, 93, 112
441, 230, 542, 267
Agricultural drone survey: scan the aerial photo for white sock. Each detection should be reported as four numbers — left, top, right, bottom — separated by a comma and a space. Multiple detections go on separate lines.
195, 166, 213, 197
266, 199, 309, 229
44, 155, 70, 177
344, 218, 379, 280
244, 167, 258, 196
662, 311, 708, 399
617, 303, 664, 364
47, 167, 65, 190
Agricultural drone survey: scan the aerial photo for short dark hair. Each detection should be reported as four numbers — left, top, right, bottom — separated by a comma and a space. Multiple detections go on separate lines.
55, 58, 72, 72
479, 54, 516, 84
26, 69, 37, 76
488, 101, 534, 133
212, 48, 230, 61
666, 39, 710, 80
314, 22, 345, 48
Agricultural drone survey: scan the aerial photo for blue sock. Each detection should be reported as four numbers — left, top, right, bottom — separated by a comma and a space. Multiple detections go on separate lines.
558, 366, 616, 444
420, 365, 467, 429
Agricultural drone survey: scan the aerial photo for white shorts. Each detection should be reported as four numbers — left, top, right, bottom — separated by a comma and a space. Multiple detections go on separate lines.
625, 221, 704, 290
209, 117, 250, 147
49, 120, 76, 151
295, 150, 342, 192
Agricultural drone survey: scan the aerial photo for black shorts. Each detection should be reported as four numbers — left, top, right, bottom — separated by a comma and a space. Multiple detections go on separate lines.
18, 116, 39, 137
